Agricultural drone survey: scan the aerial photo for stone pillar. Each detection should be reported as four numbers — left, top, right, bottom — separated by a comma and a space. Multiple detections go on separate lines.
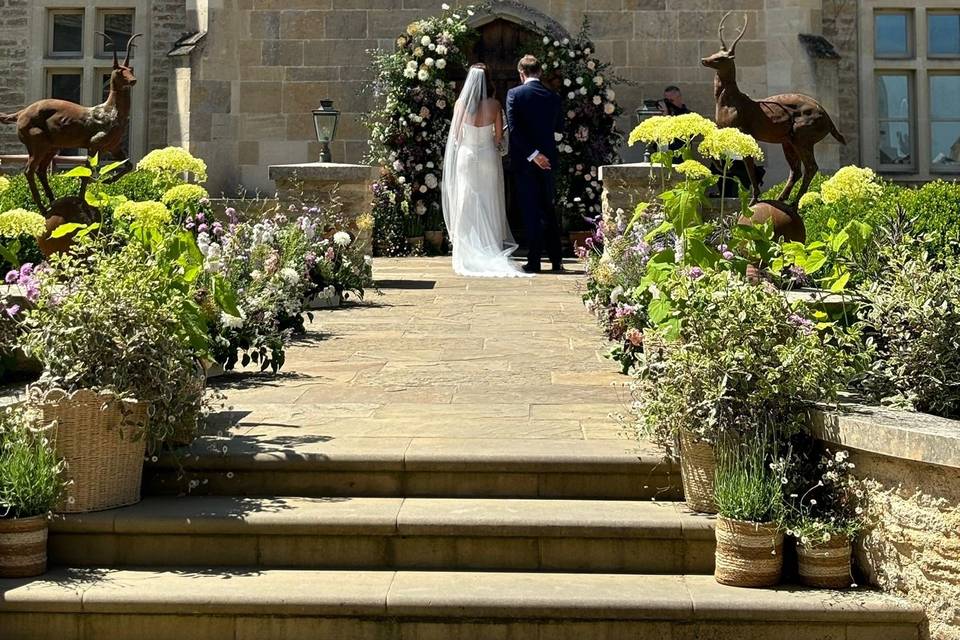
269, 163, 378, 255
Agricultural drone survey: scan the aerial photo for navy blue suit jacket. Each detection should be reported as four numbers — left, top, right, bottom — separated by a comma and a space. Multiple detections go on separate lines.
506, 79, 563, 167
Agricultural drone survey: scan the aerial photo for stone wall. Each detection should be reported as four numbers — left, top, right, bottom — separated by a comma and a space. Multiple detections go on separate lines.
822, 0, 860, 167
149, 1, 188, 152
178, 0, 786, 195
0, 0, 29, 154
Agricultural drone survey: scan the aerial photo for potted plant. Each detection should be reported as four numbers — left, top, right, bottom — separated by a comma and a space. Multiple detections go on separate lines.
780, 441, 864, 589
0, 405, 66, 577
21, 238, 203, 511
632, 270, 858, 514
713, 433, 784, 588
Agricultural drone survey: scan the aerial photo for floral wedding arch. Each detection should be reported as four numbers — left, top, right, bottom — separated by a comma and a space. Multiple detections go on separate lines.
364, 3, 624, 256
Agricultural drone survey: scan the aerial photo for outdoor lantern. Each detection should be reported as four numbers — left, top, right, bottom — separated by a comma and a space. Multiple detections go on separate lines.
635, 101, 663, 163
313, 100, 340, 163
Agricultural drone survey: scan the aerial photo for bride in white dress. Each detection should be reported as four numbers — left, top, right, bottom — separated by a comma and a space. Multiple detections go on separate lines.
442, 64, 529, 278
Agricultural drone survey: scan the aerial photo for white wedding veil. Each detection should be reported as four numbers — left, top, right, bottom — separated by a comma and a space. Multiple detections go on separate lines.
441, 67, 488, 241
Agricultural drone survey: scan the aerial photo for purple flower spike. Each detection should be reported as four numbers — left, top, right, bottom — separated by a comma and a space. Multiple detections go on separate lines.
4, 305, 19, 318
19, 263, 34, 277
4, 271, 18, 284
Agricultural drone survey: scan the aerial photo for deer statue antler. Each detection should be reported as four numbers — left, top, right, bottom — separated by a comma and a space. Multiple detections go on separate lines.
124, 33, 143, 67
718, 11, 731, 50
96, 31, 118, 67
729, 14, 748, 54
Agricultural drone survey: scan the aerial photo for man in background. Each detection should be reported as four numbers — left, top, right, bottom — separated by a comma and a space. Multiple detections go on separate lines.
659, 86, 690, 117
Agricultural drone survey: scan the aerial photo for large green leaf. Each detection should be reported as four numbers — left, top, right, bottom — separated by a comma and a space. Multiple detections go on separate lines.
49, 222, 87, 239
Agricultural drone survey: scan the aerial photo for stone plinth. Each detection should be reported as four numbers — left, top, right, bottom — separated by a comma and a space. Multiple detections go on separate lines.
269, 163, 378, 255
599, 163, 679, 218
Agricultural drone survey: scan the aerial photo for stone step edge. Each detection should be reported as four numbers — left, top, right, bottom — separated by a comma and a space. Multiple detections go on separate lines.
149, 437, 675, 474
0, 569, 922, 626
50, 496, 714, 540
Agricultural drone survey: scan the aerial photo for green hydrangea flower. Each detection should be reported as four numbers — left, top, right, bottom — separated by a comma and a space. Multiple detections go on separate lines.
0, 208, 45, 239
114, 200, 172, 226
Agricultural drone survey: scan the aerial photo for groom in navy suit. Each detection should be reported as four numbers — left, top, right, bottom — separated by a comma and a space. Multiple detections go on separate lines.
506, 55, 564, 274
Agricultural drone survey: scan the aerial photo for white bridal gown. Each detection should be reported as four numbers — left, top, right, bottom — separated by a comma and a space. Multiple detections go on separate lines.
442, 68, 529, 278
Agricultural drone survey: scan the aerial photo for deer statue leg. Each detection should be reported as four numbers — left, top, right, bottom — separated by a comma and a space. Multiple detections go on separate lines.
794, 146, 819, 205
24, 154, 48, 215
776, 143, 802, 203
36, 151, 58, 204
743, 156, 763, 205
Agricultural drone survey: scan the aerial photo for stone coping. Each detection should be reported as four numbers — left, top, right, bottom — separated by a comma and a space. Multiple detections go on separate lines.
812, 401, 960, 469
50, 496, 715, 540
0, 569, 922, 623
268, 162, 378, 182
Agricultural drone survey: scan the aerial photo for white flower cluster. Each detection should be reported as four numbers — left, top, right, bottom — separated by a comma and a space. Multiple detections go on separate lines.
197, 231, 223, 274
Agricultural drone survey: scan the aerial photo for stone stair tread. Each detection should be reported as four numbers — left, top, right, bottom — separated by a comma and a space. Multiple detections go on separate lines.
153, 437, 665, 473
51, 496, 714, 539
0, 569, 922, 623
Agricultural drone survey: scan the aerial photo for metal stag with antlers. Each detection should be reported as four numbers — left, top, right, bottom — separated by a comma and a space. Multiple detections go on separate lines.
0, 32, 143, 214
702, 13, 845, 206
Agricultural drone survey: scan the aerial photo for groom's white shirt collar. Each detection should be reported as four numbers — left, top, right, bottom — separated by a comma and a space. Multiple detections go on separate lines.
524, 77, 541, 84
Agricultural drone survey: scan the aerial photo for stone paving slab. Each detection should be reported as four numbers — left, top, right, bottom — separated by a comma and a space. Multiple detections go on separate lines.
202, 258, 633, 458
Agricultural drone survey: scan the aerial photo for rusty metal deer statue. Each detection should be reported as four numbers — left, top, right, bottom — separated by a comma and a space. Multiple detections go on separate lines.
0, 32, 142, 214
702, 13, 845, 205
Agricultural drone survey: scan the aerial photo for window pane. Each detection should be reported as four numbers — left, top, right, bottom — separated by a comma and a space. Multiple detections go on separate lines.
931, 75, 960, 119
876, 13, 910, 57
877, 74, 911, 120
931, 122, 960, 166
878, 121, 912, 165
929, 13, 960, 56
51, 13, 83, 55
49, 72, 82, 103
101, 12, 134, 56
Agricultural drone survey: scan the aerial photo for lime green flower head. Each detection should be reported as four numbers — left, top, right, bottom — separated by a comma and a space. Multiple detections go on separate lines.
114, 200, 172, 226
138, 146, 208, 185
820, 166, 883, 205
797, 191, 822, 210
699, 127, 764, 162
0, 176, 10, 196
161, 184, 209, 213
0, 208, 45, 239
629, 113, 716, 147
674, 160, 714, 181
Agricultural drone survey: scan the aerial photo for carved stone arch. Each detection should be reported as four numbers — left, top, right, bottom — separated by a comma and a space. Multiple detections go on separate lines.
465, 0, 572, 42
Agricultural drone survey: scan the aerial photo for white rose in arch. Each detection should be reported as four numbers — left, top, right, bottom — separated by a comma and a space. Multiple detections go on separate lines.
562, 38, 570, 45
604, 102, 616, 115
418, 69, 430, 81
594, 75, 604, 86
564, 78, 571, 87
554, 132, 564, 142
421, 35, 431, 46
436, 58, 447, 69
429, 43, 436, 50
437, 44, 447, 55
403, 68, 416, 79
576, 77, 583, 84
419, 185, 428, 193
593, 95, 602, 106
425, 173, 439, 189
579, 87, 587, 95
567, 91, 575, 99
442, 2, 450, 9
606, 89, 616, 101
553, 40, 560, 47
587, 60, 596, 70
543, 36, 550, 44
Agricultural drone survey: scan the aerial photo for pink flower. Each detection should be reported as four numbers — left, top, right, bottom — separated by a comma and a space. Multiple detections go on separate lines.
4, 305, 20, 318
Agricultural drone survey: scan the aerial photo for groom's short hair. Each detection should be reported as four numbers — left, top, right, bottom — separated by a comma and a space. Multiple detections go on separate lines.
518, 55, 542, 77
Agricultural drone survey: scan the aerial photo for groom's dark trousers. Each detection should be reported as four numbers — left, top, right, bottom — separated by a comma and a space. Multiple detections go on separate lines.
506, 78, 563, 270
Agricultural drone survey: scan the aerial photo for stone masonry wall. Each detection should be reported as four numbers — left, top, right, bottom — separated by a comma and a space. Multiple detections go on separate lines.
149, 1, 188, 152
185, 0, 776, 195
0, 0, 30, 154
822, 0, 859, 166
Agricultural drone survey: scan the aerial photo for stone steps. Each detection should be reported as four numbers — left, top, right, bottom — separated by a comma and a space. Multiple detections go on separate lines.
0, 568, 923, 640
48, 496, 714, 574
145, 437, 680, 500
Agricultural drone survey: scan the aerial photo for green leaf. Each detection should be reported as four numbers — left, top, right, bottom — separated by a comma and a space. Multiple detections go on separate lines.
88, 153, 99, 169
685, 235, 720, 268
100, 160, 126, 176
61, 166, 93, 179
0, 240, 22, 268
643, 220, 674, 242
75, 222, 100, 239
648, 297, 673, 324
829, 271, 851, 293
49, 222, 87, 239
212, 276, 241, 317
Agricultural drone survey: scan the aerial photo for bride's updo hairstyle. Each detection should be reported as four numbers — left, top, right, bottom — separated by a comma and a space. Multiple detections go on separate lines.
469, 63, 496, 99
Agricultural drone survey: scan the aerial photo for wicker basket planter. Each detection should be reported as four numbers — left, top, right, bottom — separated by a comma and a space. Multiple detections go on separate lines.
30, 388, 148, 513
679, 429, 717, 514
798, 535, 852, 589
0, 515, 48, 578
715, 516, 784, 587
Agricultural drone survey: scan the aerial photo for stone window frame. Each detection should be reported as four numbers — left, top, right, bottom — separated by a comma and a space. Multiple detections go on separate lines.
29, 0, 150, 160
860, 0, 960, 179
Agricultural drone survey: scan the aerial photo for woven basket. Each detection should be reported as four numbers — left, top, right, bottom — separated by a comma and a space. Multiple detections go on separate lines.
0, 515, 48, 578
679, 429, 717, 514
798, 535, 852, 589
715, 516, 784, 587
30, 388, 148, 513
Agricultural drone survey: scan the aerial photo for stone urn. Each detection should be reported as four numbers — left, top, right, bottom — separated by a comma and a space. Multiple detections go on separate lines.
738, 200, 806, 244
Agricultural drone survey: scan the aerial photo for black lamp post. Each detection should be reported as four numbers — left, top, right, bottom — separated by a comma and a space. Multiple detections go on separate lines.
313, 100, 340, 163
635, 103, 663, 163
